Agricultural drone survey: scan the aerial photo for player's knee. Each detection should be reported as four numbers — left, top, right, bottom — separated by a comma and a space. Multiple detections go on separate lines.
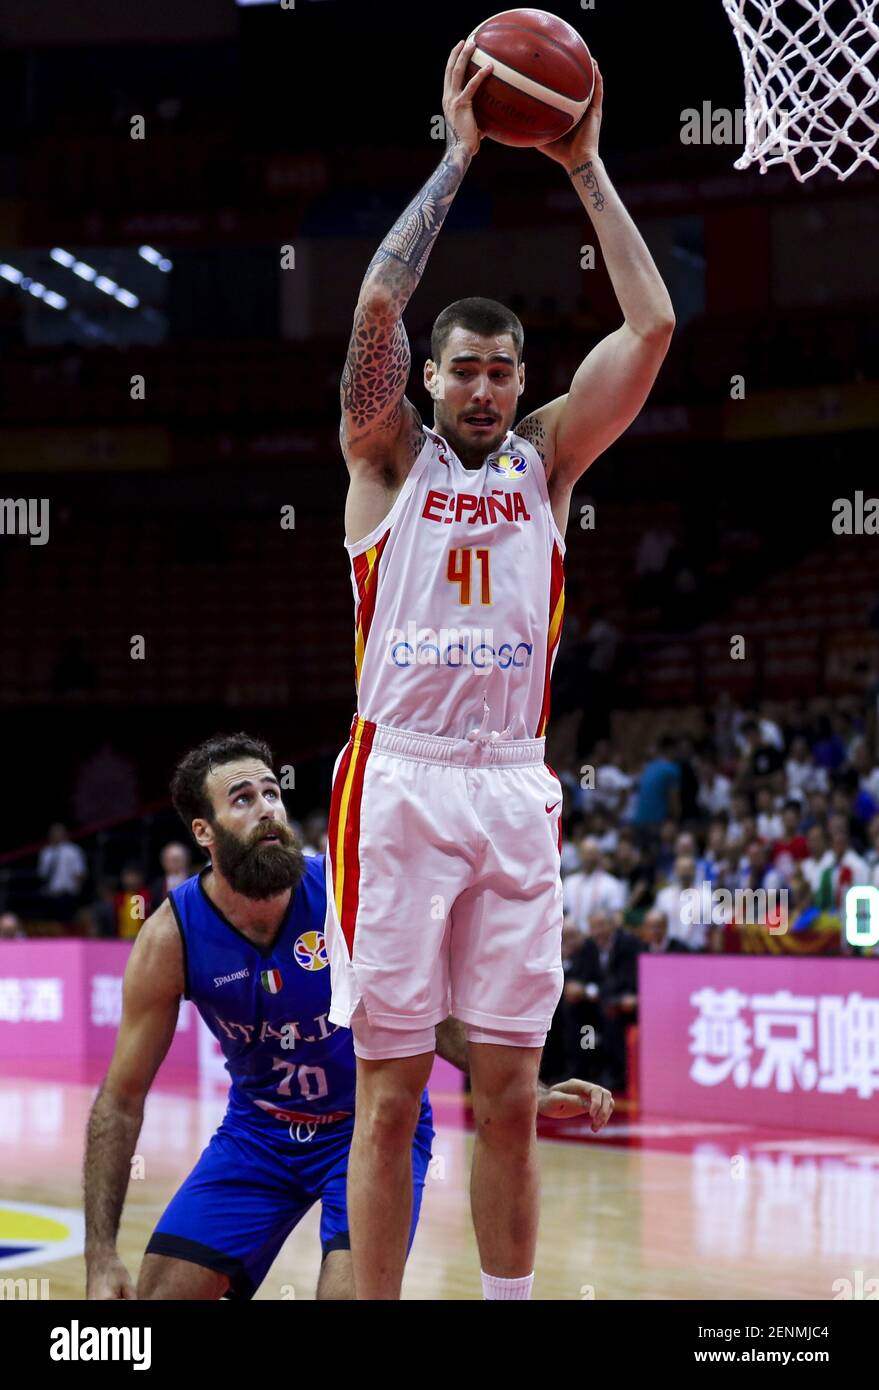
137, 1254, 228, 1300
355, 1087, 422, 1147
471, 1079, 537, 1143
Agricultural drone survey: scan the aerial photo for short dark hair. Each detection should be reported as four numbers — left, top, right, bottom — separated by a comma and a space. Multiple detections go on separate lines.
431, 297, 524, 369
170, 732, 275, 830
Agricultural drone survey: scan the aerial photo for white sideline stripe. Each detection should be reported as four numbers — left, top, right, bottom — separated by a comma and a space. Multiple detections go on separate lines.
467, 40, 593, 124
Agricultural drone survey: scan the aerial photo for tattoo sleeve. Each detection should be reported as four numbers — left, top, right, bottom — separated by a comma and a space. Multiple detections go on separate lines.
340, 143, 471, 444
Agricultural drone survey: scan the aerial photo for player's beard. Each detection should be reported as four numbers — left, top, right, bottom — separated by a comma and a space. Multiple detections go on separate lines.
209, 819, 305, 900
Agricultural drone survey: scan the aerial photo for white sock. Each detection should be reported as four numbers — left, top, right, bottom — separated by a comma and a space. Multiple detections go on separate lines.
481, 1270, 534, 1301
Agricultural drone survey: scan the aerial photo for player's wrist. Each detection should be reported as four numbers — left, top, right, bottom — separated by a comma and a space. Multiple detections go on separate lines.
444, 131, 475, 162
567, 152, 603, 178
85, 1239, 119, 1264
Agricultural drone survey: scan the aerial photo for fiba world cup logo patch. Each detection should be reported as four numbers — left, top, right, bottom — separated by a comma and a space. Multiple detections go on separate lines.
293, 929, 329, 971
489, 453, 528, 478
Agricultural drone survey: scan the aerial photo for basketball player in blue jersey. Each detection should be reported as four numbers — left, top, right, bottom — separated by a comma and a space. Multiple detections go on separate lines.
84, 733, 611, 1300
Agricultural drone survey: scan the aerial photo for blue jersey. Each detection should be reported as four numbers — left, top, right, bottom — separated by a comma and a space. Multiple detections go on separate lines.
169, 855, 360, 1125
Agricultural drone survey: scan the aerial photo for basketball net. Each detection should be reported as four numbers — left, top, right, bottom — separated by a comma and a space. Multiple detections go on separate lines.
721, 0, 879, 180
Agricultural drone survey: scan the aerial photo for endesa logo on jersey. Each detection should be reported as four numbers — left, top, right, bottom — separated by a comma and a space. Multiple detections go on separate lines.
384, 623, 533, 673
422, 488, 532, 527
489, 453, 528, 478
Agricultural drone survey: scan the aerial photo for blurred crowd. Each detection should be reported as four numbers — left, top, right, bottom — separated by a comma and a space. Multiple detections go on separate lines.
541, 693, 879, 1092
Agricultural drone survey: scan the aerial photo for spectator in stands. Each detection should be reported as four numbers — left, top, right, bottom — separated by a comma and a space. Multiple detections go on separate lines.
634, 736, 681, 828
612, 835, 655, 920
38, 823, 88, 925
114, 865, 153, 940
738, 719, 784, 783
589, 741, 634, 820
736, 706, 785, 753
674, 830, 710, 882
785, 735, 829, 800
786, 869, 837, 936
735, 839, 786, 898
301, 811, 328, 858
150, 841, 192, 909
696, 751, 732, 818
733, 815, 761, 860
653, 854, 716, 951
768, 767, 789, 813
852, 742, 879, 810
802, 823, 833, 895
703, 822, 732, 887
563, 910, 644, 1091
822, 814, 869, 911
755, 786, 784, 842
641, 907, 670, 952
0, 912, 25, 940
563, 835, 626, 934
802, 788, 831, 832
86, 879, 119, 939
837, 765, 878, 830
653, 818, 680, 880
772, 801, 810, 881
587, 806, 619, 855
813, 715, 847, 772
559, 818, 585, 877
726, 791, 753, 848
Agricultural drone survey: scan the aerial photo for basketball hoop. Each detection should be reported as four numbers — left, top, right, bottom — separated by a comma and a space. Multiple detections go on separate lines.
721, 0, 879, 180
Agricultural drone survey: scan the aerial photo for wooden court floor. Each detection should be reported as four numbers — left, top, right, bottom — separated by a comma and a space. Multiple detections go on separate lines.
2, 1073, 878, 1300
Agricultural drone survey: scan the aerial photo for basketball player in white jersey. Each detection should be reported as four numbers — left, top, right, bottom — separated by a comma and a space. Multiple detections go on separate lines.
326, 39, 674, 1299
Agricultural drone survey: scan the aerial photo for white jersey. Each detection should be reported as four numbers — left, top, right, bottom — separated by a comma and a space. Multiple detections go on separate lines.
347, 424, 566, 741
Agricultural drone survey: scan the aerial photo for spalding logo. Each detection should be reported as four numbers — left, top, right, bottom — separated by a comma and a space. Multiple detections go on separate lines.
489, 453, 528, 477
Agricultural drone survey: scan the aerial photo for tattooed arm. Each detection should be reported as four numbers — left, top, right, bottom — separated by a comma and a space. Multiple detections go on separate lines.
340, 39, 493, 477
84, 903, 182, 1298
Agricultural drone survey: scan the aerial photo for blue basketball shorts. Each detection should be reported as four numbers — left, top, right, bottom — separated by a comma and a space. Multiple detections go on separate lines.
145, 1098, 434, 1299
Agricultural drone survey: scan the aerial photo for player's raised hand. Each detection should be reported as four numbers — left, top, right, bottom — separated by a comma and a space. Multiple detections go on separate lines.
86, 1252, 137, 1299
443, 38, 494, 157
537, 60, 604, 169
538, 1076, 614, 1131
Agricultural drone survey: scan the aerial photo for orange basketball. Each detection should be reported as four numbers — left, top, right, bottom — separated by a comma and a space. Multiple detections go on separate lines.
466, 8, 595, 148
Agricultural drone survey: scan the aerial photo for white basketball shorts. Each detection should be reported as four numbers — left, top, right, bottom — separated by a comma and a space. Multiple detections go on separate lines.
323, 715, 565, 1047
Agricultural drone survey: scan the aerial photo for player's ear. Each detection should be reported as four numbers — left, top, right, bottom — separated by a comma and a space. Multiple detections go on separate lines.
191, 818, 212, 851
425, 361, 445, 401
